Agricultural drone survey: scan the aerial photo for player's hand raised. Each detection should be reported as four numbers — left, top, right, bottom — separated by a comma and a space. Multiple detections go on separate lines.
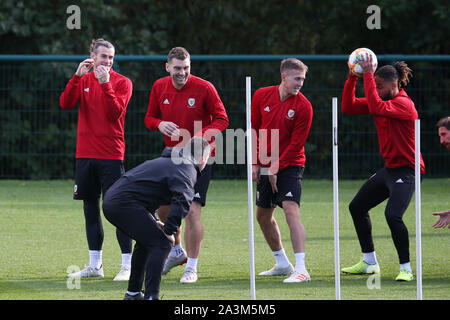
347, 61, 358, 77
94, 65, 110, 84
359, 54, 377, 74
75, 59, 94, 77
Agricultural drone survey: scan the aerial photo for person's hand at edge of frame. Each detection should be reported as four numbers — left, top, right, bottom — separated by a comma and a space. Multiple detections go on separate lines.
432, 210, 450, 229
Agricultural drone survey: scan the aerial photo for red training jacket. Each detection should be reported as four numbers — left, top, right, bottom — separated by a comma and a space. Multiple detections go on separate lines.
59, 70, 133, 160
341, 73, 425, 173
144, 75, 229, 155
251, 85, 313, 174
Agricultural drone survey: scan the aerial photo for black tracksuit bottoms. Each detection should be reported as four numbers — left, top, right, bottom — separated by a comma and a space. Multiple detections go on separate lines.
103, 198, 172, 300
349, 166, 419, 264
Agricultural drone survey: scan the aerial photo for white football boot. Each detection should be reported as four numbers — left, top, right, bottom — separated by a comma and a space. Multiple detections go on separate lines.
258, 263, 294, 276
180, 267, 198, 283
283, 270, 311, 283
113, 264, 131, 281
162, 249, 187, 275
68, 264, 104, 278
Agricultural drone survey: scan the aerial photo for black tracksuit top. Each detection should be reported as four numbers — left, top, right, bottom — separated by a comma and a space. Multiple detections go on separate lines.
106, 147, 200, 236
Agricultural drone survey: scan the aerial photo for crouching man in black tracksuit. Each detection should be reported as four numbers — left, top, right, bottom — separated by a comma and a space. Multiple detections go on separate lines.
103, 137, 211, 300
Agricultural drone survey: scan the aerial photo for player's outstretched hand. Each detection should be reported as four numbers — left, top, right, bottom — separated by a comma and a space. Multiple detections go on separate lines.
75, 59, 94, 77
432, 210, 450, 229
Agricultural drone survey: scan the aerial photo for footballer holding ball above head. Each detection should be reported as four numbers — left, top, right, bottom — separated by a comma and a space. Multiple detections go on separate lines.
341, 51, 425, 282
60, 39, 134, 282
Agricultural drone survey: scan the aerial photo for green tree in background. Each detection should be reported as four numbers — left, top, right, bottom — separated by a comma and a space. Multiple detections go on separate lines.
1, 0, 448, 55
0, 0, 448, 179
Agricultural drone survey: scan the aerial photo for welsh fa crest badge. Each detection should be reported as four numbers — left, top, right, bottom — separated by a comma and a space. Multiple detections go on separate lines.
188, 98, 196, 107
287, 109, 295, 119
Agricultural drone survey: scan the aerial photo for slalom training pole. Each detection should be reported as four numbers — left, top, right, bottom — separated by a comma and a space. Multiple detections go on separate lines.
415, 119, 422, 300
246, 76, 256, 300
332, 97, 341, 300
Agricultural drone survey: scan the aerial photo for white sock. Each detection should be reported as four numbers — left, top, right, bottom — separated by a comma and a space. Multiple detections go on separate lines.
126, 291, 140, 296
294, 252, 306, 272
122, 253, 132, 268
89, 250, 102, 269
363, 251, 377, 265
170, 244, 184, 256
273, 249, 290, 268
400, 262, 412, 273
186, 257, 198, 271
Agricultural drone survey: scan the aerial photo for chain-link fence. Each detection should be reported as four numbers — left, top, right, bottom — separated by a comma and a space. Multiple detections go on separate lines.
0, 55, 448, 179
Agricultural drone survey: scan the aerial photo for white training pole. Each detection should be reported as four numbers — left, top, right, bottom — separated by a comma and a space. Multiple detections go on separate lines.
332, 97, 341, 300
415, 119, 422, 300
246, 76, 256, 300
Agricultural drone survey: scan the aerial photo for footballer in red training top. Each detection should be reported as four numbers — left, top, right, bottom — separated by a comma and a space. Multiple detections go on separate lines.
144, 47, 228, 284
251, 58, 313, 284
341, 54, 424, 282
60, 39, 134, 282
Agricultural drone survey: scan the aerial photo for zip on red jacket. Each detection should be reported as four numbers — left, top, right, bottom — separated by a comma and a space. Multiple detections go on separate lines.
144, 75, 229, 156
251, 85, 313, 174
341, 73, 425, 173
59, 70, 133, 160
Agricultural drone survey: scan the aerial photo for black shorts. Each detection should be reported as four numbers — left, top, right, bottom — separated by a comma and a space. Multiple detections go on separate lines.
192, 164, 213, 207
256, 165, 304, 209
73, 158, 125, 200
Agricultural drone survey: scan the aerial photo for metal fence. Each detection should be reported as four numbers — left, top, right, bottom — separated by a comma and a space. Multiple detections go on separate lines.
0, 55, 448, 179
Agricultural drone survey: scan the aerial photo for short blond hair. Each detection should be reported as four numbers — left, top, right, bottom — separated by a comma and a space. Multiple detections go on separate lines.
280, 58, 308, 74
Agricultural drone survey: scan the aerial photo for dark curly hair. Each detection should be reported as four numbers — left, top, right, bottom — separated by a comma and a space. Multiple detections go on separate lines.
375, 61, 413, 88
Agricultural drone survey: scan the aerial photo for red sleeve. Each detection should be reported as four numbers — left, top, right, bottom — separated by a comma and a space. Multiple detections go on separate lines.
271, 101, 313, 174
200, 83, 229, 138
363, 73, 416, 120
100, 78, 133, 122
251, 90, 262, 166
341, 74, 370, 114
59, 74, 81, 110
144, 81, 163, 131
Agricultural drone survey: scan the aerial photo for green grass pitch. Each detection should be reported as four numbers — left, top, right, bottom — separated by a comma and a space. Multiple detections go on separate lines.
0, 178, 448, 300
